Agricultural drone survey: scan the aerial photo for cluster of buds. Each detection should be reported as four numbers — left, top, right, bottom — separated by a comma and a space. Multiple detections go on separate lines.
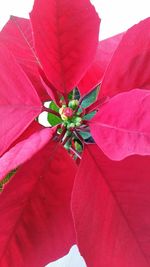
59, 100, 82, 129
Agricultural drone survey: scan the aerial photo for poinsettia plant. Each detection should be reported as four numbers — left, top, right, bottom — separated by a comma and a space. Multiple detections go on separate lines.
0, 0, 150, 266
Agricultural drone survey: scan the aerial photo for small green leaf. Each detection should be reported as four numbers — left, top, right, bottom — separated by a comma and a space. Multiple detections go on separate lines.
74, 141, 82, 152
47, 113, 62, 126
79, 131, 91, 139
68, 87, 80, 100
81, 86, 99, 108
49, 101, 59, 112
0, 168, 17, 192
47, 102, 62, 126
64, 140, 71, 150
83, 111, 96, 120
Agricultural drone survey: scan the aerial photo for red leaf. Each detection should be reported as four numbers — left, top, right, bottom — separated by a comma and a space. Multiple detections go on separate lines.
72, 145, 150, 267
0, 16, 50, 102
30, 0, 100, 95
90, 89, 150, 160
0, 126, 55, 181
100, 18, 150, 98
78, 33, 123, 95
0, 44, 42, 156
0, 142, 76, 267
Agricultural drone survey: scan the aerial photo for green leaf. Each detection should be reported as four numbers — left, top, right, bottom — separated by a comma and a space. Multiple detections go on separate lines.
64, 139, 71, 150
74, 141, 82, 152
83, 111, 96, 120
68, 87, 80, 100
47, 113, 62, 126
79, 131, 91, 139
49, 101, 59, 112
81, 86, 99, 108
47, 102, 62, 126
0, 169, 17, 192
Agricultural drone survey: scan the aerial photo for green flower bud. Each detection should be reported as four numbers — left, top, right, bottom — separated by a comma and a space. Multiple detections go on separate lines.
74, 117, 82, 127
67, 123, 75, 129
68, 99, 79, 110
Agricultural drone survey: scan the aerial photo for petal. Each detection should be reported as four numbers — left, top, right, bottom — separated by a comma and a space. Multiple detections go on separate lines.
0, 141, 76, 267
0, 44, 42, 156
30, 0, 100, 95
0, 125, 55, 181
72, 145, 150, 267
78, 33, 123, 96
100, 18, 150, 98
0, 16, 50, 101
90, 89, 150, 160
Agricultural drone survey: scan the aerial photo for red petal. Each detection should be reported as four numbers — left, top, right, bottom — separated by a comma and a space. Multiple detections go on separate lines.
90, 89, 150, 160
0, 142, 76, 267
72, 145, 150, 267
0, 44, 41, 156
78, 33, 123, 95
0, 16, 50, 101
30, 0, 100, 95
100, 18, 150, 98
0, 126, 55, 181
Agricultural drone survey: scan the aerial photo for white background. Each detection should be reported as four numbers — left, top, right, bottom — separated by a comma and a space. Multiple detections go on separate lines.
0, 0, 149, 266
0, 0, 150, 39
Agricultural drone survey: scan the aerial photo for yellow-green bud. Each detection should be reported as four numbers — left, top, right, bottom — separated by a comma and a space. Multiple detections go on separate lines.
68, 99, 79, 110
75, 117, 82, 126
61, 114, 68, 121
67, 123, 75, 129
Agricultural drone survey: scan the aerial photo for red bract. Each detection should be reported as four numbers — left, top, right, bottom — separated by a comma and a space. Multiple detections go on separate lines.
72, 145, 150, 267
0, 0, 100, 155
0, 125, 55, 181
90, 18, 150, 160
91, 89, 150, 159
0, 16, 50, 101
0, 0, 150, 267
71, 18, 150, 267
0, 44, 41, 156
30, 0, 100, 96
78, 32, 124, 95
0, 0, 101, 266
0, 141, 76, 267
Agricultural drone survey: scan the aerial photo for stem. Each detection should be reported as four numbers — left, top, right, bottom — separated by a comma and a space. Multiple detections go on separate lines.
42, 106, 60, 117
62, 135, 71, 146
85, 99, 102, 114
73, 95, 85, 114
70, 147, 81, 159
82, 120, 89, 125
74, 130, 84, 144
72, 88, 75, 100
76, 126, 90, 132
54, 126, 66, 142
64, 93, 69, 105
78, 94, 86, 106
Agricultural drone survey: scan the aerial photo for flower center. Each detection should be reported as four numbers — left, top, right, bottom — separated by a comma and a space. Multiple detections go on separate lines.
59, 100, 82, 129
39, 86, 98, 159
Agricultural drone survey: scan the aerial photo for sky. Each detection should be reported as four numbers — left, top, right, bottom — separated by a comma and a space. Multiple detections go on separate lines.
0, 0, 149, 266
